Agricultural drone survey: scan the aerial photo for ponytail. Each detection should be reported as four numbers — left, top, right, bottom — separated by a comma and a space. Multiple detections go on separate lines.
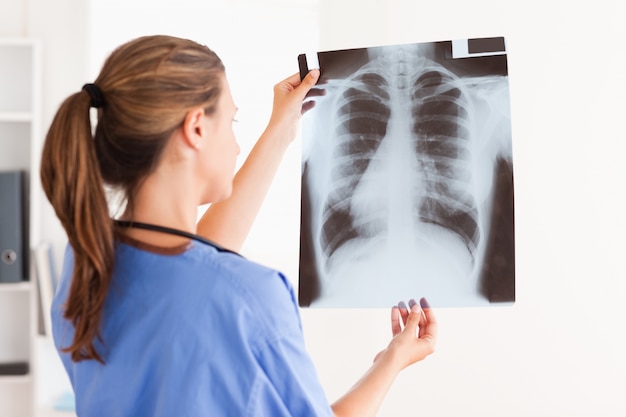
40, 35, 225, 363
40, 91, 114, 363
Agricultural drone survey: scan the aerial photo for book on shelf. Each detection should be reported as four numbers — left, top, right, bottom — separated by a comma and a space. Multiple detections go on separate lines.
33, 241, 56, 337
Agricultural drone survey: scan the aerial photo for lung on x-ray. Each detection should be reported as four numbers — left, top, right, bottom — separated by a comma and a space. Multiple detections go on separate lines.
298, 37, 514, 308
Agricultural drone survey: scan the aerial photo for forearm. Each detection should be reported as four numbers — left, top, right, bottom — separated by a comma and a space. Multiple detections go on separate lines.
331, 349, 402, 417
197, 124, 290, 251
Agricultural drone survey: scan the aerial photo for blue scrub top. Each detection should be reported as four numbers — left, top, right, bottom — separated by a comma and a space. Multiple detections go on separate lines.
52, 237, 333, 417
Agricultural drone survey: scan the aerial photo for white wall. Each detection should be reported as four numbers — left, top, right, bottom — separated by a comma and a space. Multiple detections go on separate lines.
0, 2, 26, 36
3, 0, 625, 415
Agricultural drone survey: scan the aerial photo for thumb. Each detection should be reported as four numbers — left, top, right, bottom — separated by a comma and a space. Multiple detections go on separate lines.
295, 69, 320, 98
403, 301, 422, 334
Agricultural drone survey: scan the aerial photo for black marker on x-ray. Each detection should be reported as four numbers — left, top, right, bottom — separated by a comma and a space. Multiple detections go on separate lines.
451, 37, 506, 59
298, 52, 320, 81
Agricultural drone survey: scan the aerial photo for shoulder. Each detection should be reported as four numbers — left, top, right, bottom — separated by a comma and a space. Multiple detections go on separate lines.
220, 253, 296, 305
213, 252, 303, 338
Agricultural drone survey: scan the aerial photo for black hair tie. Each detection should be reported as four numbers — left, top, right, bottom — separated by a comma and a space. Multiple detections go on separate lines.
82, 83, 104, 108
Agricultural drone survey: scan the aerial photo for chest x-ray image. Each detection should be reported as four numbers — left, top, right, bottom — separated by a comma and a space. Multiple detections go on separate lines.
298, 37, 514, 308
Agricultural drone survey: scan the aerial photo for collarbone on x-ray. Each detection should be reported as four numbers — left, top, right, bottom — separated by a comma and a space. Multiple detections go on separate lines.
300, 41, 513, 308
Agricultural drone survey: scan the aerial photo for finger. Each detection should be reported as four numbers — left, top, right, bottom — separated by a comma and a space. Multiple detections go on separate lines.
305, 87, 326, 99
301, 100, 316, 114
420, 297, 436, 325
391, 306, 402, 336
408, 299, 419, 324
400, 301, 411, 326
418, 297, 438, 343
416, 299, 427, 328
396, 301, 409, 326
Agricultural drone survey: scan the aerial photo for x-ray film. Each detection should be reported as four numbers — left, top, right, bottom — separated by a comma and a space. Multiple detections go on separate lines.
298, 37, 514, 308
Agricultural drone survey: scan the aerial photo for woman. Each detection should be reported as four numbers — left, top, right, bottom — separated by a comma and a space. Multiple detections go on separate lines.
40, 34, 437, 417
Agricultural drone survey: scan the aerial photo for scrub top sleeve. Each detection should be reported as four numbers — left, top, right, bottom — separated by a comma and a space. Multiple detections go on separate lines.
249, 331, 334, 417
236, 263, 332, 415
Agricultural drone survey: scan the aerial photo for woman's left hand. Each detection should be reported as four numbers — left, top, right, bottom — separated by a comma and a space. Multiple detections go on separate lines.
374, 298, 437, 368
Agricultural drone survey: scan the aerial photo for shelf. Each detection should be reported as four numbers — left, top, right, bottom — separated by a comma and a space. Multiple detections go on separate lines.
0, 38, 37, 46
0, 112, 33, 122
0, 374, 31, 384
0, 281, 32, 292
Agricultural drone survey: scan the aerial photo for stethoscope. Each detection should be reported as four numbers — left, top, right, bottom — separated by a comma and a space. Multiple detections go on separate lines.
114, 220, 242, 257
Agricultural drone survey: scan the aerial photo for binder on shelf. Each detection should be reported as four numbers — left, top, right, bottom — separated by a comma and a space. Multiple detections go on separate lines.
0, 170, 26, 283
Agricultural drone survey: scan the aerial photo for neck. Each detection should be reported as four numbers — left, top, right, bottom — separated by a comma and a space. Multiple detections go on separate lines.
120, 165, 202, 247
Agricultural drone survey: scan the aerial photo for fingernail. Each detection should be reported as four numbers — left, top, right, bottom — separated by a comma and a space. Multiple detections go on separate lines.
398, 301, 407, 310
420, 297, 431, 309
408, 299, 417, 309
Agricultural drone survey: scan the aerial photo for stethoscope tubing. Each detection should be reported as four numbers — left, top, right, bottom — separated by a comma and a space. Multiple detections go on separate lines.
114, 220, 242, 257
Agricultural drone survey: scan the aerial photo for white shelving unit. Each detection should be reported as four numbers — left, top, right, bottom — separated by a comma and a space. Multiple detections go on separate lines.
0, 38, 41, 417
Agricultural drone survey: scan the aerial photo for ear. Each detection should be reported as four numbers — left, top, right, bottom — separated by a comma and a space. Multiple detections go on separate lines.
181, 107, 208, 149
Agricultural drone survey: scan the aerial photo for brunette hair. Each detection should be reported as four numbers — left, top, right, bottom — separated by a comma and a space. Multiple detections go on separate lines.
40, 35, 225, 363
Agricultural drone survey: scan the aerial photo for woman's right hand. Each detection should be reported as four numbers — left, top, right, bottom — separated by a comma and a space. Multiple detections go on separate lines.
374, 298, 438, 370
